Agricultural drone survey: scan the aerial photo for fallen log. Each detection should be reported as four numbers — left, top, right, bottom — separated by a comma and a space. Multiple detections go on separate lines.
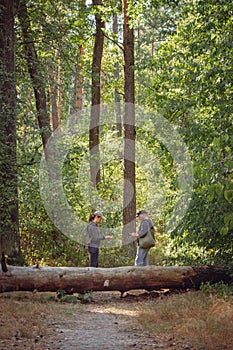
0, 265, 232, 294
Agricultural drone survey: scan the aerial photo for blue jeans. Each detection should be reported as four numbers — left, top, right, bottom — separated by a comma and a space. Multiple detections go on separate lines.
135, 246, 149, 266
88, 246, 99, 267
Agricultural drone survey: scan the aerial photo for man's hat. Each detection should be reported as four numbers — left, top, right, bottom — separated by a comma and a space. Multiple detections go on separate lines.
136, 210, 147, 217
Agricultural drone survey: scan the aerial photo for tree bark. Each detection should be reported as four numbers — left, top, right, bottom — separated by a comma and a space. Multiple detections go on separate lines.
17, 0, 51, 150
57, 57, 62, 129
73, 0, 85, 114
89, 0, 105, 188
48, 62, 58, 132
74, 45, 84, 111
113, 12, 122, 137
0, 0, 23, 263
1, 265, 231, 294
122, 0, 136, 245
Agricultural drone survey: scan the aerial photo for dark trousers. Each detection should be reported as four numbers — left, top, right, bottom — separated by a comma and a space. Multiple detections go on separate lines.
88, 246, 99, 267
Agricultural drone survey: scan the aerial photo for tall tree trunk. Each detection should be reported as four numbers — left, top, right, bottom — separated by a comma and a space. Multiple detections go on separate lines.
48, 52, 61, 132
122, 0, 136, 245
0, 0, 23, 263
21, 90, 32, 147
74, 45, 84, 112
17, 0, 51, 151
48, 63, 58, 132
89, 0, 105, 188
113, 12, 122, 137
73, 0, 86, 113
57, 57, 62, 129
151, 32, 155, 58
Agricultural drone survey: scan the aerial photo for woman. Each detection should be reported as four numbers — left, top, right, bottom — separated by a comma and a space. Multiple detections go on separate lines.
85, 211, 111, 267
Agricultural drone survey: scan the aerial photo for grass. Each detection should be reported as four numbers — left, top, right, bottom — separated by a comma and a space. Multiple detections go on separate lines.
0, 293, 55, 342
135, 290, 233, 350
0, 291, 76, 349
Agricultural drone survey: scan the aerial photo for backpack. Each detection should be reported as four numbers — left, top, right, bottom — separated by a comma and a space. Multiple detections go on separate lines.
82, 226, 90, 247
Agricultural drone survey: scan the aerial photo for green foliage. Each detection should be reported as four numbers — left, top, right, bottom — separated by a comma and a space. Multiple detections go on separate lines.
98, 246, 135, 267
10, 0, 232, 266
200, 281, 233, 300
143, 0, 233, 264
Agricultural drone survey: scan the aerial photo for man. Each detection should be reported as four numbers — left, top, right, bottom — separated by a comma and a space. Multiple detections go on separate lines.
130, 210, 154, 266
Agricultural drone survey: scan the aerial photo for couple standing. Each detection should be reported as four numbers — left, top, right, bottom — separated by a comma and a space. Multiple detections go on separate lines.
84, 209, 154, 267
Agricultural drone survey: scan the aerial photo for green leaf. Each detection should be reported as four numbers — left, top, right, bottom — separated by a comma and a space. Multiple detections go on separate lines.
224, 190, 233, 203
220, 226, 228, 236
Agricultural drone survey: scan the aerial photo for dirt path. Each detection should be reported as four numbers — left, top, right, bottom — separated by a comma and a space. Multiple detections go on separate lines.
44, 306, 158, 349
38, 292, 188, 350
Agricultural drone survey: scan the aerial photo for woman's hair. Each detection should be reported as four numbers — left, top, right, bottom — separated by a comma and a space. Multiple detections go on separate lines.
88, 213, 96, 222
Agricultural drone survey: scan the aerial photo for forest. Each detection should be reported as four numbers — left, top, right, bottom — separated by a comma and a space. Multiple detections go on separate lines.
0, 0, 232, 269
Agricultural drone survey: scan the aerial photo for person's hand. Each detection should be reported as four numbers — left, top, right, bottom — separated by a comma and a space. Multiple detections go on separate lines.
105, 235, 113, 239
129, 233, 138, 238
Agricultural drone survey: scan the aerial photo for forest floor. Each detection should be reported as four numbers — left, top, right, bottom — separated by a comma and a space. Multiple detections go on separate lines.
0, 289, 232, 350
